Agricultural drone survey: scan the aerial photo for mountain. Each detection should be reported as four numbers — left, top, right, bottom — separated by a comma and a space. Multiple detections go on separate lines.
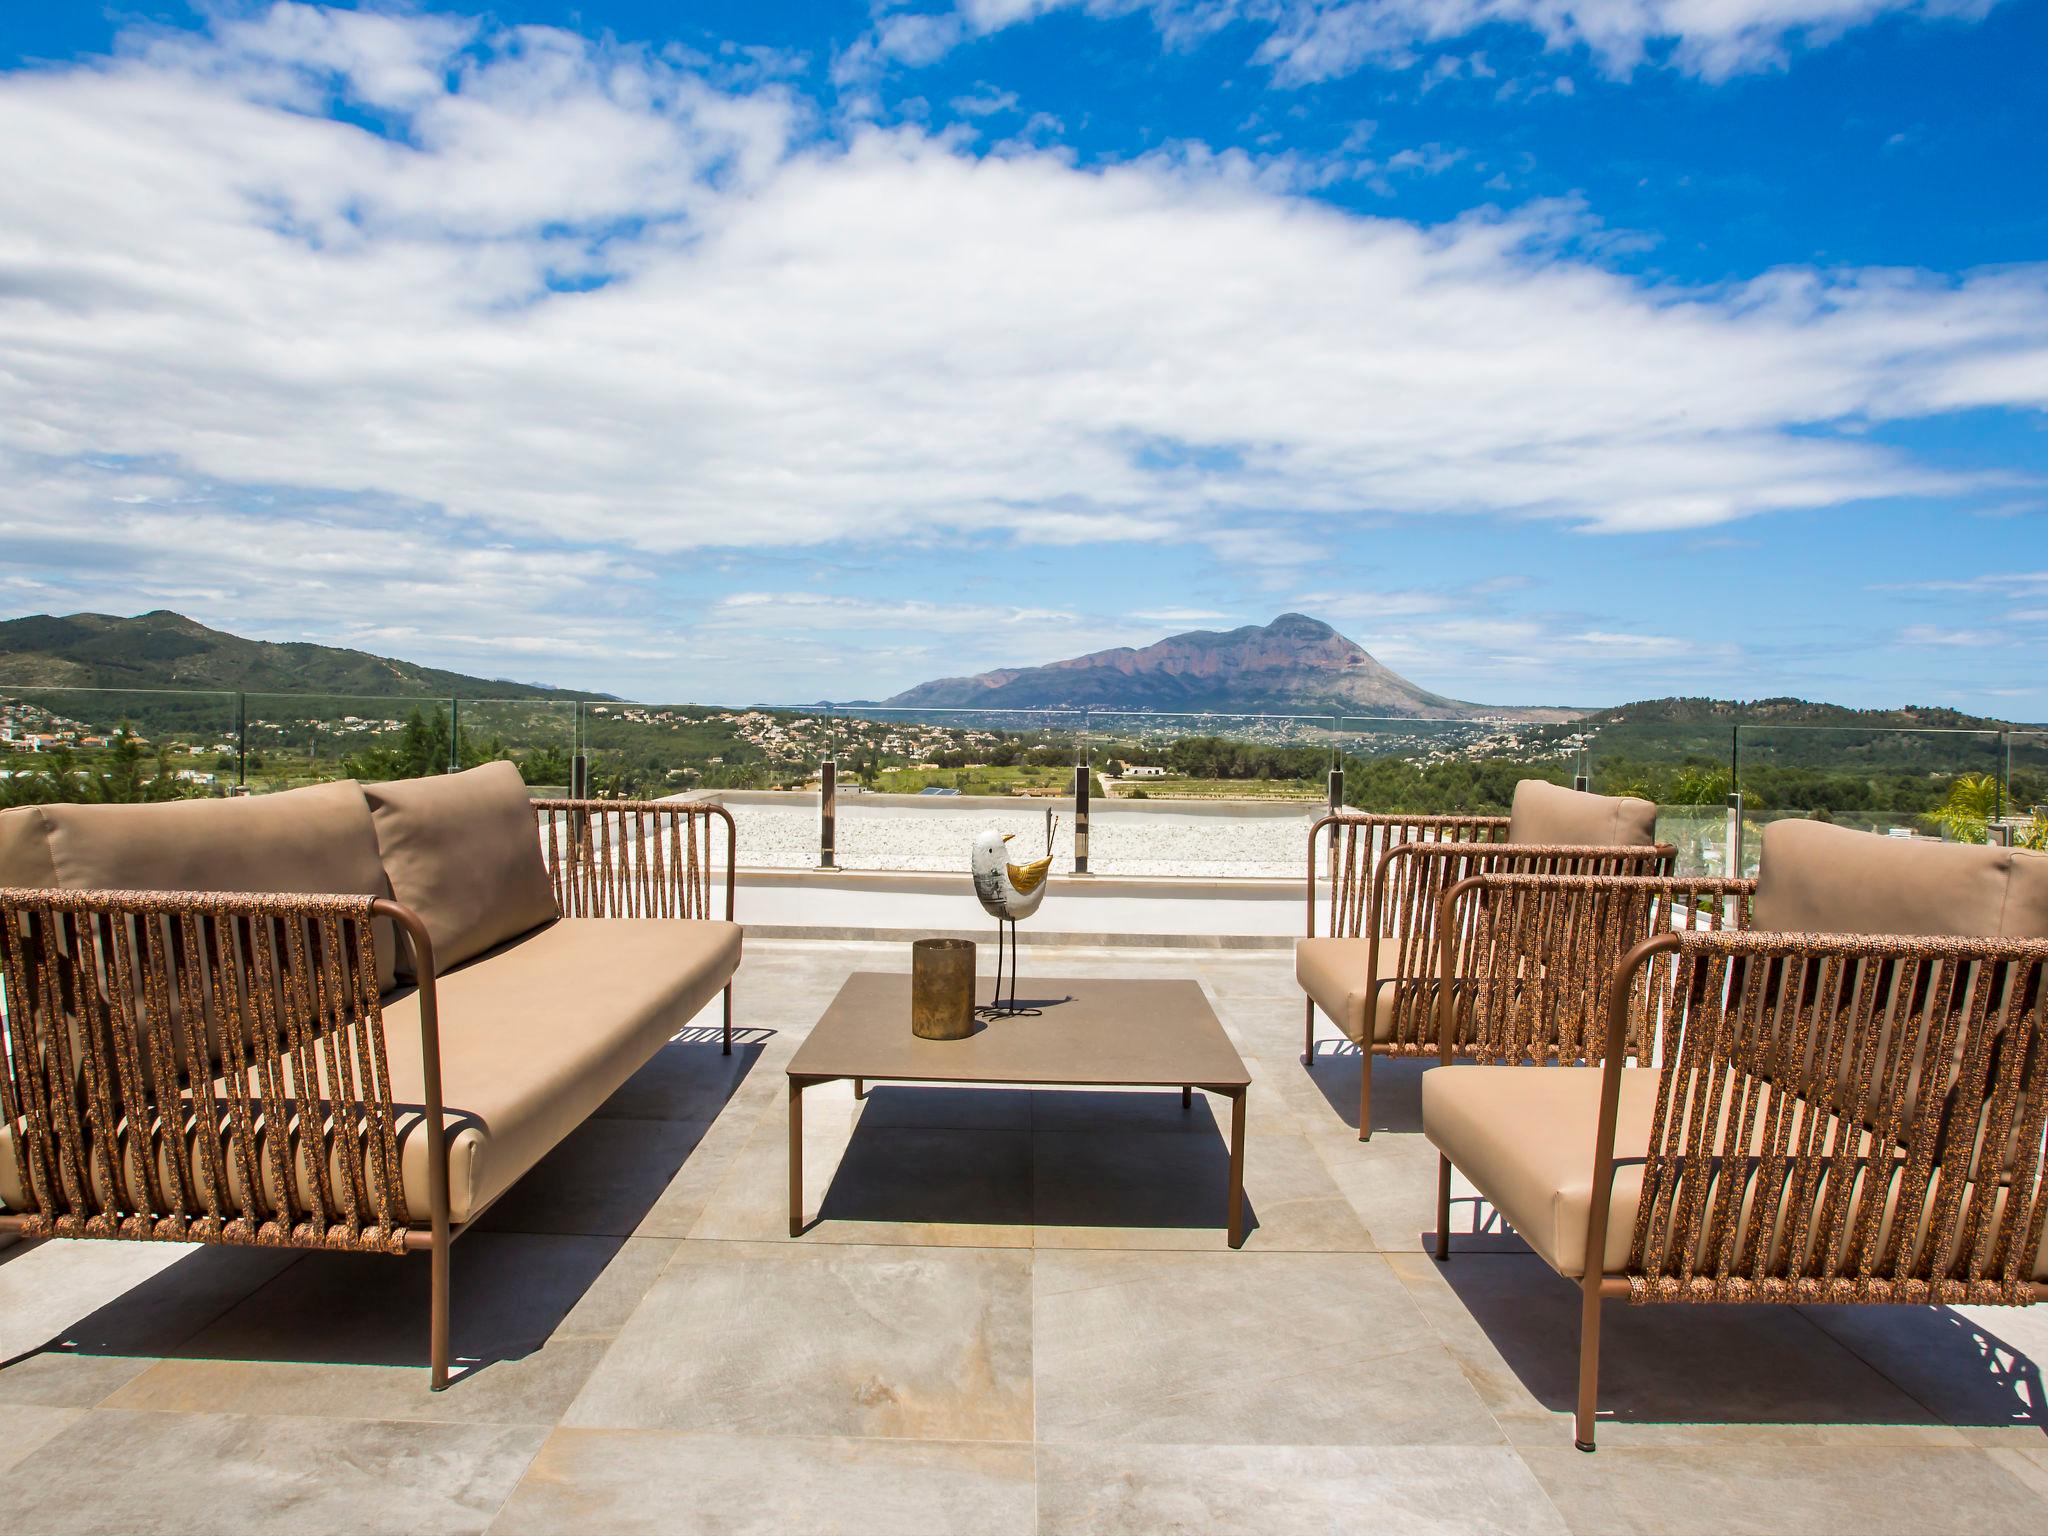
882, 613, 1577, 720
0, 611, 584, 699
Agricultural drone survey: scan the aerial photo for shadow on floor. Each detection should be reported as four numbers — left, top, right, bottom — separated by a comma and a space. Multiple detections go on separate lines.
1, 1027, 774, 1386
1432, 1245, 2048, 1436
1303, 1045, 1432, 1136
810, 1084, 1259, 1240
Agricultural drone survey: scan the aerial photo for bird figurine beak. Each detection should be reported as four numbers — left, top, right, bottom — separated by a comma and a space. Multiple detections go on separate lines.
1002, 833, 1015, 842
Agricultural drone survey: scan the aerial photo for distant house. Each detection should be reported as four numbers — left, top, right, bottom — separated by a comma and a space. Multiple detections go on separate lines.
1120, 764, 1169, 779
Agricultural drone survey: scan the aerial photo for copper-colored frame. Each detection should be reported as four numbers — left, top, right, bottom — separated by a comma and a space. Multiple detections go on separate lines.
1428, 870, 2048, 1450
0, 797, 736, 1391
1302, 811, 1673, 1139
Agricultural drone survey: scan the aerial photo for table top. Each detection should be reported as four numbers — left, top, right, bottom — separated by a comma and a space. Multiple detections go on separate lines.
786, 973, 1251, 1090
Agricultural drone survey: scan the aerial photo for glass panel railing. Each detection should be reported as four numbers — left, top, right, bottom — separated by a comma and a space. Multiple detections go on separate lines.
1578, 723, 1733, 876
451, 698, 577, 795
1731, 724, 2007, 874
0, 686, 239, 803
1336, 715, 1570, 817
240, 694, 455, 792
578, 702, 826, 798
2005, 730, 2048, 850
1082, 711, 1335, 878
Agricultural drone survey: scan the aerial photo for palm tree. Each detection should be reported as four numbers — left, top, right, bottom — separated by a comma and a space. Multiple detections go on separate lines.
1931, 772, 2002, 844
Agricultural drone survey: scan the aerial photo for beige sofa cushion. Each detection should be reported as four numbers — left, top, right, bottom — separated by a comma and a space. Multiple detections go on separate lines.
0, 781, 396, 992
366, 762, 559, 976
1507, 780, 1658, 847
0, 917, 744, 1225
1423, 1063, 2048, 1283
1298, 935, 1430, 1046
1751, 817, 2048, 938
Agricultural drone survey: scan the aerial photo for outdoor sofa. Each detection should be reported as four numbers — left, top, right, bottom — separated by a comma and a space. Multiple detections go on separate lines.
1299, 778, 1673, 1138
0, 762, 739, 1388
1425, 818, 2048, 1449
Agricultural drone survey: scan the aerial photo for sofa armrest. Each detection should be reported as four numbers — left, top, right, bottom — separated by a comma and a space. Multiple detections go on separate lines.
1588, 927, 2048, 1304
1306, 812, 1511, 939
0, 886, 446, 1252
534, 799, 737, 924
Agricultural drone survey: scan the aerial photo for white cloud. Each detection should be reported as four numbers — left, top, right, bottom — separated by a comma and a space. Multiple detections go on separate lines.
1898, 624, 2008, 647
875, 1, 1999, 84
951, 83, 1022, 115
1, 8, 2044, 604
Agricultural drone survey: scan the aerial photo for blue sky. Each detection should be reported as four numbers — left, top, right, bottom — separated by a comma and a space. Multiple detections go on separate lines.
1, 1, 2044, 711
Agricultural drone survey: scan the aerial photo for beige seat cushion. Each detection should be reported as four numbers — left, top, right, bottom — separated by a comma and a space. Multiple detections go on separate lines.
0, 781, 396, 991
1297, 935, 1432, 1046
0, 917, 743, 1226
366, 762, 559, 976
1507, 780, 1658, 847
1752, 817, 2048, 939
1423, 1064, 2048, 1283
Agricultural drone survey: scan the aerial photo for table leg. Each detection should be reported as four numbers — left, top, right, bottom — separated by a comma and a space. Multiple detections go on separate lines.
788, 1077, 804, 1237
854, 1078, 865, 1100
1226, 1086, 1247, 1249
1181, 1085, 1191, 1111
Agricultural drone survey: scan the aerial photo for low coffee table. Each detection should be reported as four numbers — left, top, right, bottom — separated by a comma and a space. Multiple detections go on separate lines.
787, 973, 1253, 1246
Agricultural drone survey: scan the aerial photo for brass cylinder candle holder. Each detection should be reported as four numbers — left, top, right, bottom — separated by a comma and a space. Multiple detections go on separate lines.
911, 938, 976, 1040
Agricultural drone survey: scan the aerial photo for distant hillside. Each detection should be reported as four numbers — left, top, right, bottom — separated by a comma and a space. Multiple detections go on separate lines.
883, 613, 1579, 721
1567, 697, 2025, 732
0, 611, 586, 699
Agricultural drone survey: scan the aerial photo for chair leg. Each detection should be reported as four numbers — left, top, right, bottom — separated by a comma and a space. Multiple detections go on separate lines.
1575, 1278, 1602, 1451
1302, 997, 1315, 1067
1434, 1155, 1451, 1260
722, 981, 733, 1056
1356, 1050, 1373, 1142
429, 1231, 450, 1391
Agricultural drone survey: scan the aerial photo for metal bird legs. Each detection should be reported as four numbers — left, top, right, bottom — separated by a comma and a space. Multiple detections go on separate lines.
983, 916, 1040, 1017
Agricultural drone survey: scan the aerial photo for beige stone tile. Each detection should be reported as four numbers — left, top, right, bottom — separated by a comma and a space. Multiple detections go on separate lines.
0, 1404, 87, 1475
1318, 1138, 1503, 1254
1033, 1248, 1503, 1446
0, 1409, 545, 1535
692, 1112, 1035, 1248
475, 1115, 719, 1238
489, 1428, 1034, 1535
1797, 1302, 2048, 1444
0, 1244, 301, 1408
1297, 1048, 1436, 1140
1387, 1251, 1958, 1448
1032, 1126, 1368, 1253
630, 1102, 767, 1239
555, 1237, 679, 1337
1038, 1442, 1568, 1535
563, 1241, 1033, 1440
1521, 1444, 2048, 1535
592, 1024, 773, 1122
102, 1233, 622, 1424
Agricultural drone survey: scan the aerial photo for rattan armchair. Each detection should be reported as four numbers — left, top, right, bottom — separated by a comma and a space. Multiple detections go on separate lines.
1301, 786, 1673, 1139
1426, 832, 2048, 1451
0, 792, 736, 1391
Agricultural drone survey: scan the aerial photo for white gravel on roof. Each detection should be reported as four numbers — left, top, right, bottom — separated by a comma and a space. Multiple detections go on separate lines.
721, 798, 1317, 879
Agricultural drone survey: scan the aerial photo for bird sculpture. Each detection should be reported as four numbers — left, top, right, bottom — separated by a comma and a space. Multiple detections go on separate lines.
970, 825, 1054, 1014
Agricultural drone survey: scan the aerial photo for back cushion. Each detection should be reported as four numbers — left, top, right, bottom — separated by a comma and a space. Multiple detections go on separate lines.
1748, 818, 2048, 1141
1752, 818, 2048, 939
1506, 779, 1659, 847
0, 781, 397, 992
365, 761, 558, 975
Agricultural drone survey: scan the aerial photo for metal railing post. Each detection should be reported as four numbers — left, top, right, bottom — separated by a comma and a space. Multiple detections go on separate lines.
819, 756, 837, 869
1725, 791, 1744, 877
234, 691, 247, 793
1073, 718, 1090, 874
447, 697, 460, 774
